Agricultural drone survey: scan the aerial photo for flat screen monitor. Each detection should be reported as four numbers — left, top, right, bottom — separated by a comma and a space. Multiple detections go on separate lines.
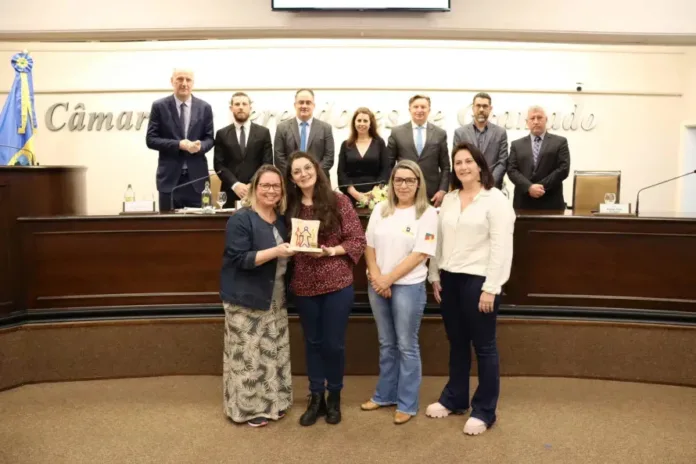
272, 1, 450, 11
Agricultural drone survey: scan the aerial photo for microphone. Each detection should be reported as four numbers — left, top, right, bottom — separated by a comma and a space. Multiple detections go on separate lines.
170, 170, 222, 211
334, 180, 385, 192
0, 144, 36, 166
635, 169, 695, 216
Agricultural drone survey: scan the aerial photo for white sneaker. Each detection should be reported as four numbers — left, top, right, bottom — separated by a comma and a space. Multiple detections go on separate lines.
425, 402, 451, 418
463, 417, 487, 435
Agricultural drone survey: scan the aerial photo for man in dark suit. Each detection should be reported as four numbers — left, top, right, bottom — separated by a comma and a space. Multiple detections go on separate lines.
507, 105, 570, 210
213, 92, 273, 208
387, 94, 450, 206
453, 92, 508, 189
274, 89, 335, 180
146, 68, 214, 212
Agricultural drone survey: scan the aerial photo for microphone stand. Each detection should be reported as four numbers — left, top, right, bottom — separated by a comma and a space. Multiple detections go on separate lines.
635, 170, 695, 216
170, 170, 221, 212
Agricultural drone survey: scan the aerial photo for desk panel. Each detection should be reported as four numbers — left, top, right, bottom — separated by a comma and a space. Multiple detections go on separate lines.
14, 211, 696, 315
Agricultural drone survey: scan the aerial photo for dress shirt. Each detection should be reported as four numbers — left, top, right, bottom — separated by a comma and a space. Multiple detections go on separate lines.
411, 121, 427, 148
176, 95, 192, 169
473, 123, 489, 151
428, 188, 516, 294
530, 131, 546, 150
232, 119, 252, 191
297, 117, 313, 139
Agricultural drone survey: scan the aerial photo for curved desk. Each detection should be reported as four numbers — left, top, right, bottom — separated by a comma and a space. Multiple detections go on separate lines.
1, 210, 695, 391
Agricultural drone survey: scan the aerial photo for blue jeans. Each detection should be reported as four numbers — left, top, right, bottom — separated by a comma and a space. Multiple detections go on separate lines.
438, 271, 500, 426
368, 282, 426, 415
294, 285, 354, 394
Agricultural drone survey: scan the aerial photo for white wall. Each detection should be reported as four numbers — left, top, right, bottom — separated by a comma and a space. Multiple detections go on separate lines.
0, 39, 692, 215
1, 0, 695, 40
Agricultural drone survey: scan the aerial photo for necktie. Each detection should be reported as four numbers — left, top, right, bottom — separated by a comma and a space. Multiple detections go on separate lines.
416, 126, 424, 156
532, 136, 542, 166
179, 102, 187, 138
239, 125, 246, 156
300, 122, 308, 152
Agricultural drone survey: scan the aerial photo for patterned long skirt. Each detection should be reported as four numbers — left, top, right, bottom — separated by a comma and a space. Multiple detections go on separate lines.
223, 299, 292, 422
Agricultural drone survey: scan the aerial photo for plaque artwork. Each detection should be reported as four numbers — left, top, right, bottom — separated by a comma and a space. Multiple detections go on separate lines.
289, 218, 322, 252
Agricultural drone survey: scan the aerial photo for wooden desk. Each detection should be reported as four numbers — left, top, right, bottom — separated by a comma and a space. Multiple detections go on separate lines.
0, 166, 86, 317
11, 211, 696, 316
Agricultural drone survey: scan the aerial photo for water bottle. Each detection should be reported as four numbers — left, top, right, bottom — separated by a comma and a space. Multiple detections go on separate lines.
124, 184, 135, 202
201, 181, 213, 213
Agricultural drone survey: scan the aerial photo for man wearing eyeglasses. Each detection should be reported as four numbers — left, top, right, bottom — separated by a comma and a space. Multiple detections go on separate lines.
213, 92, 273, 208
453, 92, 508, 190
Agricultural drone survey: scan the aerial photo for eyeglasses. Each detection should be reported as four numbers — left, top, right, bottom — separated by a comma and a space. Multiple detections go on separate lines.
393, 177, 418, 187
258, 183, 282, 192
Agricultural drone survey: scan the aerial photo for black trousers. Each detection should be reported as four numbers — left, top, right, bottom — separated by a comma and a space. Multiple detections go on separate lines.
438, 271, 500, 426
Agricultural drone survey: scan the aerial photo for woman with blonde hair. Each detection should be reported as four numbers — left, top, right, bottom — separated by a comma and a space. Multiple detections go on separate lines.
220, 164, 295, 427
361, 159, 439, 424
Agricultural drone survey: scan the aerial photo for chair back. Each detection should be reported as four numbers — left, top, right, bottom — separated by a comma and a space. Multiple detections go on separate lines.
209, 170, 222, 204
572, 170, 621, 214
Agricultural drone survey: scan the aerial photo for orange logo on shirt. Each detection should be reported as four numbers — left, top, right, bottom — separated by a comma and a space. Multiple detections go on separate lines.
425, 233, 435, 241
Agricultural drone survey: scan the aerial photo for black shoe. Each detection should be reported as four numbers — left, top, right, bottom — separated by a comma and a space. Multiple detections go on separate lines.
325, 391, 341, 425
299, 393, 326, 426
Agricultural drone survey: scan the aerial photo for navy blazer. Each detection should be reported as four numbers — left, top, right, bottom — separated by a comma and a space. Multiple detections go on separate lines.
145, 94, 215, 193
220, 208, 290, 311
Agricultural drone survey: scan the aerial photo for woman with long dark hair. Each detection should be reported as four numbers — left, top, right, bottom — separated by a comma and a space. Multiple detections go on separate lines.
285, 151, 366, 427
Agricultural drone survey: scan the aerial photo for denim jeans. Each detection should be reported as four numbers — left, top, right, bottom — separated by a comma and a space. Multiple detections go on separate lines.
438, 271, 500, 426
367, 282, 427, 415
294, 285, 354, 394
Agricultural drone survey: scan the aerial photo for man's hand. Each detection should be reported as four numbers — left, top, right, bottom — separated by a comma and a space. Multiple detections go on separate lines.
179, 139, 192, 151
188, 140, 202, 154
431, 190, 446, 207
528, 184, 545, 198
233, 183, 249, 199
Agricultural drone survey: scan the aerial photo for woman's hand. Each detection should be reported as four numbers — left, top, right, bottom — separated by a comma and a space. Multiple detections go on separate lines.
275, 243, 296, 258
432, 281, 443, 304
479, 291, 495, 313
371, 274, 393, 293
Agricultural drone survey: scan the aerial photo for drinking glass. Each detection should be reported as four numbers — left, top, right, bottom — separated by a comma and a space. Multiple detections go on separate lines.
604, 193, 616, 204
217, 192, 227, 209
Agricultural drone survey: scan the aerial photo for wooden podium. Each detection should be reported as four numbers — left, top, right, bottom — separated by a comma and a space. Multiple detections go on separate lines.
0, 166, 87, 317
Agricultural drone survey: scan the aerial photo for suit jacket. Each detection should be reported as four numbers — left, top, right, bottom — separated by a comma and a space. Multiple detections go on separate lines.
145, 95, 214, 193
273, 118, 335, 179
507, 133, 571, 210
387, 122, 450, 200
213, 122, 273, 206
453, 122, 508, 188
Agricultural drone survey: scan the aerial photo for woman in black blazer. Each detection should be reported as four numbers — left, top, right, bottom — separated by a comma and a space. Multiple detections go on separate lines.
220, 164, 296, 428
337, 107, 392, 206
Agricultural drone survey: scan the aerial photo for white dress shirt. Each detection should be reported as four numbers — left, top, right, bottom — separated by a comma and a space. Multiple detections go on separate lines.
231, 119, 252, 191
428, 187, 516, 294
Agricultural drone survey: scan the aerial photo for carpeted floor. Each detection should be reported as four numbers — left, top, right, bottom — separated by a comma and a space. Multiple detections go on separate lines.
1, 375, 695, 464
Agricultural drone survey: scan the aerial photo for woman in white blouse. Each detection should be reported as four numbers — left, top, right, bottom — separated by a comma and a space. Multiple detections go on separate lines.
362, 160, 439, 425
426, 141, 515, 436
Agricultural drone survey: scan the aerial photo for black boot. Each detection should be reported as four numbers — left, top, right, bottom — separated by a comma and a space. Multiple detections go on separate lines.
299, 393, 326, 426
325, 391, 341, 425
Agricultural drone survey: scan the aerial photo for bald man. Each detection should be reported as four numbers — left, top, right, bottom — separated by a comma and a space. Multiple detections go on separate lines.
146, 68, 215, 211
507, 106, 570, 210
